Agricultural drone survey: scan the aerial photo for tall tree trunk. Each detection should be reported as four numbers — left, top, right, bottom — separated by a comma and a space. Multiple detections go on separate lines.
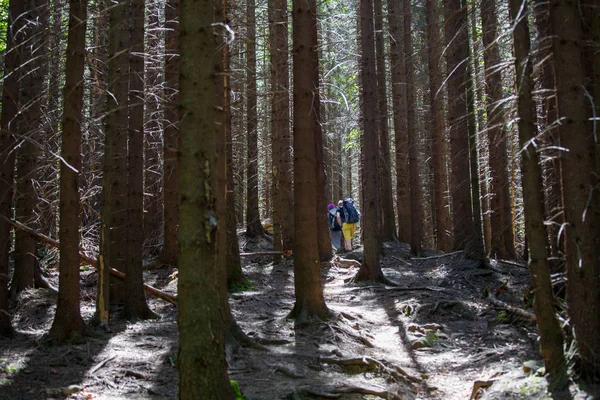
481, 0, 515, 259
533, 1, 563, 263
245, 0, 264, 238
508, 0, 569, 392
0, 0, 25, 337
404, 0, 422, 255
443, 0, 483, 261
11, 0, 49, 295
387, 0, 410, 243
100, 0, 130, 311
550, 0, 600, 380
143, 0, 163, 252
268, 0, 293, 254
374, 0, 395, 242
355, 0, 384, 281
426, 0, 451, 252
48, 0, 88, 340
289, 0, 331, 325
125, 0, 155, 319
177, 0, 233, 396
161, 0, 179, 264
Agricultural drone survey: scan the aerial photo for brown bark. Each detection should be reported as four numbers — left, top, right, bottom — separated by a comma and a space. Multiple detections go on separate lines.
245, 0, 264, 238
355, 0, 384, 281
404, 0, 422, 256
12, 0, 49, 296
268, 0, 293, 254
48, 0, 88, 340
125, 0, 155, 320
481, 0, 515, 259
532, 1, 563, 262
161, 0, 179, 264
0, 0, 25, 337
143, 0, 163, 251
387, 0, 410, 243
374, 0, 395, 242
426, 0, 451, 252
289, 0, 331, 325
508, 0, 569, 392
550, 0, 600, 379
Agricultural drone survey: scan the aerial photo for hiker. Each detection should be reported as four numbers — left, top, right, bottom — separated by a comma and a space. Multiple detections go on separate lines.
327, 203, 342, 250
339, 198, 360, 252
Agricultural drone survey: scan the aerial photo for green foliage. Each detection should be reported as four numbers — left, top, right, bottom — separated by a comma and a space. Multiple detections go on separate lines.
0, 0, 8, 53
496, 310, 508, 323
229, 279, 253, 293
230, 380, 245, 400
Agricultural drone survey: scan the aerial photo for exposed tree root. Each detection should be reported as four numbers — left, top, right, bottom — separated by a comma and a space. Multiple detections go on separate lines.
294, 385, 388, 399
318, 356, 422, 386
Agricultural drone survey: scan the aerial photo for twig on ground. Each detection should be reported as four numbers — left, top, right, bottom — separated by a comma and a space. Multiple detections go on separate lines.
412, 250, 463, 262
497, 259, 528, 269
89, 355, 116, 375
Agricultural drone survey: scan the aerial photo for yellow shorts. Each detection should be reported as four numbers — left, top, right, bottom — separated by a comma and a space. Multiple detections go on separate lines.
342, 222, 357, 240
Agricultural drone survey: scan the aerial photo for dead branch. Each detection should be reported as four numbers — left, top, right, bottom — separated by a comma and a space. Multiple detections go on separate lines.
412, 250, 463, 262
4, 217, 177, 305
486, 291, 536, 322
239, 251, 290, 257
497, 259, 528, 269
89, 355, 116, 375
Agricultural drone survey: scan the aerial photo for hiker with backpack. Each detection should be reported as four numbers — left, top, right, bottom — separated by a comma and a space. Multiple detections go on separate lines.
327, 203, 343, 250
338, 198, 360, 252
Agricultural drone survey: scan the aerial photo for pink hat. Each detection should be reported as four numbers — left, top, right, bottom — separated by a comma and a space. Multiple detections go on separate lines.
328, 203, 336, 210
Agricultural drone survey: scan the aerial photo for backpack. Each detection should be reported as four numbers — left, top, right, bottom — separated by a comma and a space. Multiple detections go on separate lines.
328, 209, 341, 231
342, 198, 360, 224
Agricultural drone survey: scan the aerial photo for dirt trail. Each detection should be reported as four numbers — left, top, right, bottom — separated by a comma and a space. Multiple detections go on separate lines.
0, 238, 593, 399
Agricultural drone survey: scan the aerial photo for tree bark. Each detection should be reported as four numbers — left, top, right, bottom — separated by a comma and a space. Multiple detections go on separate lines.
508, 0, 568, 392
550, 0, 600, 380
481, 0, 515, 259
48, 0, 88, 340
443, 0, 484, 261
354, 0, 384, 281
161, 0, 179, 264
177, 0, 233, 395
426, 0, 451, 252
245, 0, 264, 238
374, 0, 396, 242
125, 0, 155, 320
0, 0, 25, 337
289, 0, 331, 325
404, 0, 422, 256
387, 0, 410, 243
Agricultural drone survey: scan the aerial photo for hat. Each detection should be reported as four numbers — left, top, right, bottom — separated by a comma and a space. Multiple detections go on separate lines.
328, 203, 336, 210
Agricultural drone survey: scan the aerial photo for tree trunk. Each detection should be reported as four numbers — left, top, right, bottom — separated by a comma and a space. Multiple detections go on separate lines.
532, 1, 563, 263
355, 0, 384, 282
0, 0, 25, 337
100, 0, 130, 311
124, 0, 155, 320
48, 0, 88, 340
143, 0, 163, 252
374, 0, 395, 242
404, 0, 422, 256
443, 0, 483, 261
177, 0, 233, 396
508, 0, 568, 392
426, 0, 451, 252
289, 0, 331, 325
387, 0, 410, 243
11, 0, 49, 296
550, 0, 600, 380
161, 0, 179, 264
245, 0, 264, 238
268, 0, 293, 255
481, 0, 515, 259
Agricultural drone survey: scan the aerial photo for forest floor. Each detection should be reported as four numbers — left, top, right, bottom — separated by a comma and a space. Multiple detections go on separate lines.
1, 232, 599, 400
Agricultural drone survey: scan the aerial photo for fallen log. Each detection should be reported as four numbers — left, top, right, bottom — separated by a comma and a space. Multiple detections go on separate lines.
486, 290, 535, 323
4, 217, 177, 305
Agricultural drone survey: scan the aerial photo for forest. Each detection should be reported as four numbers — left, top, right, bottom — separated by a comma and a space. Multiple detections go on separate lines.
0, 0, 599, 398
